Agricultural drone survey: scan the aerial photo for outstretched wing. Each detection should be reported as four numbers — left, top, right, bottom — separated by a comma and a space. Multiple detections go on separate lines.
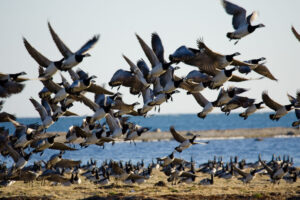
291, 26, 300, 42
76, 35, 100, 55
170, 126, 187, 143
23, 38, 51, 67
262, 91, 282, 111
48, 22, 73, 58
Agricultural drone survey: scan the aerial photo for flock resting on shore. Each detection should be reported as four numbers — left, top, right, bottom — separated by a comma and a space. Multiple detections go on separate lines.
0, 0, 299, 187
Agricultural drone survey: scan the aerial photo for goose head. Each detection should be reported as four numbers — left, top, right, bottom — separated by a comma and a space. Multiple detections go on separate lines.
225, 52, 240, 62
54, 58, 64, 69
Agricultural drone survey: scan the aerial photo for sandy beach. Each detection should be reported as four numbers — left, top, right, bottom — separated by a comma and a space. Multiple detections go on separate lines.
0, 169, 299, 200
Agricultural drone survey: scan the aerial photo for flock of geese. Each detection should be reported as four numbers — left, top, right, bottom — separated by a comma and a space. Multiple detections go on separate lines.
0, 0, 299, 188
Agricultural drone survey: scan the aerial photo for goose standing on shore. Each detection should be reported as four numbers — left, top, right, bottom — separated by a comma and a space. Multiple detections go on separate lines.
48, 22, 99, 70
222, 0, 265, 44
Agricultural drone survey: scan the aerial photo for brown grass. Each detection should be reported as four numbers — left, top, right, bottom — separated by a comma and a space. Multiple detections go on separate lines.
0, 170, 299, 200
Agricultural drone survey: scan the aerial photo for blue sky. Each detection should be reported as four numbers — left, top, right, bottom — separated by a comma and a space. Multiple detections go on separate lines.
1, 0, 300, 117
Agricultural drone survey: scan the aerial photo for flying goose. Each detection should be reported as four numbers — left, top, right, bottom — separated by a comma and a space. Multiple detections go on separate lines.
3, 142, 32, 170
29, 97, 54, 131
192, 92, 214, 119
170, 126, 208, 153
105, 112, 122, 138
109, 69, 144, 95
287, 91, 300, 127
23, 38, 64, 79
111, 96, 140, 116
0, 71, 30, 84
262, 91, 294, 121
6, 117, 36, 149
212, 86, 248, 107
185, 70, 212, 83
0, 72, 27, 98
221, 96, 255, 115
48, 22, 99, 70
122, 55, 150, 88
238, 58, 277, 81
125, 124, 150, 143
80, 94, 115, 124
137, 87, 155, 116
169, 39, 252, 82
148, 90, 180, 111
239, 101, 264, 120
291, 26, 300, 41
46, 151, 64, 169
292, 108, 300, 128
159, 66, 182, 94
222, 0, 265, 44
135, 33, 169, 79
209, 67, 238, 89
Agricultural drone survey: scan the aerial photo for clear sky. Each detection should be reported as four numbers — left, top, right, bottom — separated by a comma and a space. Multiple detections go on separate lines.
1, 0, 300, 117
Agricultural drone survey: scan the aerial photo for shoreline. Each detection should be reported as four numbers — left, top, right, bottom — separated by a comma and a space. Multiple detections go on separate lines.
51, 127, 300, 142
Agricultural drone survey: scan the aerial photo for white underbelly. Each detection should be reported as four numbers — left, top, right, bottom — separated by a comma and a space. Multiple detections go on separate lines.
62, 55, 78, 69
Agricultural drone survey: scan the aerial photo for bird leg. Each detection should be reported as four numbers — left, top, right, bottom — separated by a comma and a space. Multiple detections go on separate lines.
234, 40, 240, 45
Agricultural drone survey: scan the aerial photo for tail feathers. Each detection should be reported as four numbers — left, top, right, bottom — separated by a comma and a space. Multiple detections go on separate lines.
175, 147, 182, 153
226, 32, 234, 39
239, 113, 247, 120
292, 121, 300, 127
197, 112, 206, 119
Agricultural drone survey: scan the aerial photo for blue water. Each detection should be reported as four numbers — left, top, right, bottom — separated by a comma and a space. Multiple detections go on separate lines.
0, 112, 297, 133
1, 137, 300, 167
1, 113, 299, 167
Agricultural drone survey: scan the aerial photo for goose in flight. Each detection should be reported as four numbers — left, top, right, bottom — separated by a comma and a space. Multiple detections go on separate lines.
66, 68, 113, 95
222, 0, 265, 44
23, 37, 64, 79
169, 39, 253, 82
29, 97, 55, 131
0, 72, 29, 98
212, 86, 248, 107
238, 57, 277, 81
109, 69, 145, 95
122, 55, 150, 88
48, 22, 99, 70
262, 91, 294, 121
170, 126, 208, 153
192, 92, 214, 119
135, 33, 170, 79
221, 96, 255, 115
239, 101, 264, 120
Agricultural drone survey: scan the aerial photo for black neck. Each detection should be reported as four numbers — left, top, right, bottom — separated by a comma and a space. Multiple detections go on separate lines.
248, 24, 261, 33
75, 54, 84, 62
174, 79, 184, 88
